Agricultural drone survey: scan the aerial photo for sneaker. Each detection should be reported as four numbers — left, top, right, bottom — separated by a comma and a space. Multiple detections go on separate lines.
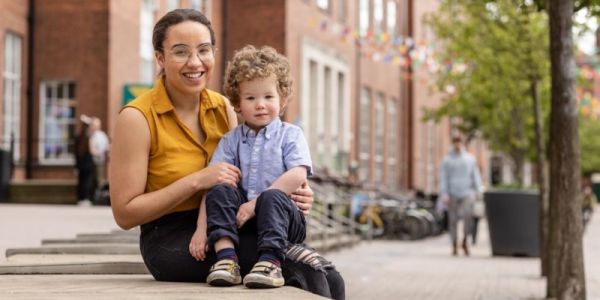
206, 259, 242, 286
243, 261, 284, 288
77, 199, 92, 207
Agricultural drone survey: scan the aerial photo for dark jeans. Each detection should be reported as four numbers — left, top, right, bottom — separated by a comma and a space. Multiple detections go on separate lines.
76, 165, 96, 201
140, 209, 345, 299
206, 185, 306, 259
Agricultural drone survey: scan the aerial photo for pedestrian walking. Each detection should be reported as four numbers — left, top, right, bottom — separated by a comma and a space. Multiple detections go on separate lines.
439, 135, 482, 256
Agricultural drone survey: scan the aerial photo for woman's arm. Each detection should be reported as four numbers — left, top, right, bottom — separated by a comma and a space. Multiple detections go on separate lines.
109, 108, 240, 230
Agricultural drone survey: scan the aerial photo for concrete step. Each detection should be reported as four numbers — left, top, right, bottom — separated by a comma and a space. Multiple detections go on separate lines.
0, 261, 148, 275
5, 244, 140, 257
6, 254, 143, 264
42, 236, 139, 245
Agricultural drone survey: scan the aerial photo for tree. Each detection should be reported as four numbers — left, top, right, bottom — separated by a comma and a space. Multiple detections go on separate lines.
424, 0, 551, 187
547, 0, 586, 298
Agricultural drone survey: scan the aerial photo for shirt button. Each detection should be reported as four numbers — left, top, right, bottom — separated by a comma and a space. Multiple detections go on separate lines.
266, 134, 270, 139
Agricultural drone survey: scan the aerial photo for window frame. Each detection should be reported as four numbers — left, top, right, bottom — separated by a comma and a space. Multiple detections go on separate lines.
38, 80, 77, 165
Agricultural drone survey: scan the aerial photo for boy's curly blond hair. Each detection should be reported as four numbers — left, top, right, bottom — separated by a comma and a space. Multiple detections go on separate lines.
223, 45, 293, 111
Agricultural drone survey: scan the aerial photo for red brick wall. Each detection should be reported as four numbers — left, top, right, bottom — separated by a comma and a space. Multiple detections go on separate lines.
32, 0, 110, 178
223, 0, 286, 60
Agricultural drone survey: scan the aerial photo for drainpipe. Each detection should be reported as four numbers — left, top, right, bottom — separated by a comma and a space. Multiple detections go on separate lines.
25, 0, 35, 179
221, 0, 228, 87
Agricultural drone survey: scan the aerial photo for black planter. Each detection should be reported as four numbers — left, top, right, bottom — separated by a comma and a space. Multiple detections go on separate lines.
484, 190, 539, 257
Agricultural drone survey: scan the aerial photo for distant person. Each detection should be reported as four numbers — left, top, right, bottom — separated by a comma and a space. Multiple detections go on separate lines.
75, 115, 95, 206
439, 135, 481, 256
191, 45, 312, 289
471, 189, 485, 244
582, 175, 597, 230
89, 117, 110, 186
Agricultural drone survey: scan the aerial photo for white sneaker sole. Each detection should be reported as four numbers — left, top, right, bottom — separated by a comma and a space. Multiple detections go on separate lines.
207, 270, 242, 286
243, 273, 284, 289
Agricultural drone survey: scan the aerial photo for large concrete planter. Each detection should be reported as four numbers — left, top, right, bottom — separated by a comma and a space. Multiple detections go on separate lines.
484, 190, 539, 257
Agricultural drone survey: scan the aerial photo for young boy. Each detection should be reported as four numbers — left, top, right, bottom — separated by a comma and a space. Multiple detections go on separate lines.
189, 45, 312, 288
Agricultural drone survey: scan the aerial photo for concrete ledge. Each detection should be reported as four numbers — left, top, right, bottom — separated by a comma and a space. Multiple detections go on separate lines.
0, 275, 326, 299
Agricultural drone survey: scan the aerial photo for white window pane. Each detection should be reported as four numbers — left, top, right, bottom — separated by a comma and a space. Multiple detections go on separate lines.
3, 33, 22, 160
359, 0, 369, 35
374, 0, 384, 33
167, 0, 180, 11
317, 0, 329, 10
39, 81, 77, 164
387, 1, 397, 35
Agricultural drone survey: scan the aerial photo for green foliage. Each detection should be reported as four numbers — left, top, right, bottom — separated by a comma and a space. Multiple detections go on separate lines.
580, 116, 600, 174
424, 0, 552, 182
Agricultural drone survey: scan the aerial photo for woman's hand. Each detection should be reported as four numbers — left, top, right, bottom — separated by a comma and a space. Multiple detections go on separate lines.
189, 228, 208, 261
236, 199, 256, 228
291, 181, 314, 216
201, 162, 241, 189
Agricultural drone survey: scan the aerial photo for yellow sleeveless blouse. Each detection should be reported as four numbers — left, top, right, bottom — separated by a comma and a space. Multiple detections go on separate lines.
125, 77, 230, 213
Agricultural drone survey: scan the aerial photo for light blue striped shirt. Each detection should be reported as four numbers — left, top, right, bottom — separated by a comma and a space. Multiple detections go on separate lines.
209, 118, 312, 200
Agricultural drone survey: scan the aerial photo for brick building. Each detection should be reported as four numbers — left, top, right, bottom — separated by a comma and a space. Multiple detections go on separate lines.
2, 0, 488, 201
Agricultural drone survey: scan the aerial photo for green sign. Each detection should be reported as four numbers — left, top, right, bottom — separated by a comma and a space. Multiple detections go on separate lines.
123, 83, 153, 106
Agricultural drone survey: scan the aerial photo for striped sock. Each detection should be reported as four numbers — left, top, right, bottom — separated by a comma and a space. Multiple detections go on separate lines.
258, 251, 281, 267
216, 248, 238, 263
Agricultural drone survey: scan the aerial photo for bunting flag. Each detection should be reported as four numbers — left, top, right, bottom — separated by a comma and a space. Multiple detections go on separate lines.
306, 16, 599, 102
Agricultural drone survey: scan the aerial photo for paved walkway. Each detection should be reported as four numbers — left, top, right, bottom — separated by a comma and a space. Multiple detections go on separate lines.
1, 203, 599, 299
326, 213, 600, 300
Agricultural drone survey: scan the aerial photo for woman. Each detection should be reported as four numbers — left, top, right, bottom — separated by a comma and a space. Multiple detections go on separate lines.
109, 9, 343, 299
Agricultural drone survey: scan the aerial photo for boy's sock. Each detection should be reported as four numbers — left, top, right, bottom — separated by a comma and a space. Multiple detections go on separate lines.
258, 251, 281, 267
216, 248, 238, 263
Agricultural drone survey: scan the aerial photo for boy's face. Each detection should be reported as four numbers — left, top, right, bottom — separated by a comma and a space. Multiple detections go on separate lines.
237, 74, 283, 131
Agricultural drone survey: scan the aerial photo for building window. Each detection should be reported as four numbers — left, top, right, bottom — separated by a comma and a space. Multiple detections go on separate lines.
336, 72, 348, 174
374, 0, 384, 33
374, 93, 385, 184
2, 33, 22, 161
301, 41, 350, 177
140, 0, 156, 84
387, 0, 397, 36
359, 87, 371, 182
167, 0, 180, 11
387, 97, 398, 188
39, 81, 77, 164
317, 0, 330, 12
336, 0, 347, 22
359, 0, 369, 36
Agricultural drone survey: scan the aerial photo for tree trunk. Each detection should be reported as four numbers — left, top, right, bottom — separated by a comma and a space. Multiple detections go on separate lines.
531, 78, 549, 277
547, 0, 586, 299
510, 106, 525, 187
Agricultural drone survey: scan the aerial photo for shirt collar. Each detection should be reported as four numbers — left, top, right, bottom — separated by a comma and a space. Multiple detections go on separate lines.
241, 117, 282, 140
152, 76, 218, 114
